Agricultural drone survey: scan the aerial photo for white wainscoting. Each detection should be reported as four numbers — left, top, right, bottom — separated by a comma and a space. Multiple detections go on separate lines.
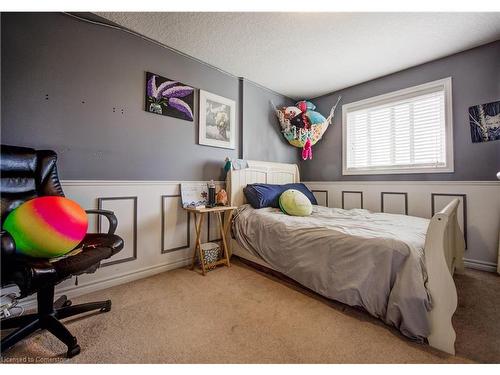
5, 179, 499, 308
7, 180, 224, 307
307, 181, 500, 272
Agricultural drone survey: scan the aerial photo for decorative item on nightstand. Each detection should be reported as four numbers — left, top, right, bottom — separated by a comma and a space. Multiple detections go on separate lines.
196, 242, 222, 271
216, 189, 228, 206
180, 183, 208, 209
207, 180, 216, 208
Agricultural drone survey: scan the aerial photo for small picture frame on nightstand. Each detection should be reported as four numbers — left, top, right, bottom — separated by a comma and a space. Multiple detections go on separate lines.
180, 183, 208, 208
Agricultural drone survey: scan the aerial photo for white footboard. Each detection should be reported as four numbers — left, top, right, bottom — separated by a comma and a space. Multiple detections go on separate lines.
425, 198, 465, 355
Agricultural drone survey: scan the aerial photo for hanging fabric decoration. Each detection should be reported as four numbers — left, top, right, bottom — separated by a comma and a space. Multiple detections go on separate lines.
273, 96, 341, 160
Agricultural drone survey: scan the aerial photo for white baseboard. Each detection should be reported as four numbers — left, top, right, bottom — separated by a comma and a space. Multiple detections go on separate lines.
17, 257, 192, 309
464, 258, 498, 273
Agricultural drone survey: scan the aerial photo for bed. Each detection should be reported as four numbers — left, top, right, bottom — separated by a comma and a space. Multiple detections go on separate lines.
226, 160, 465, 355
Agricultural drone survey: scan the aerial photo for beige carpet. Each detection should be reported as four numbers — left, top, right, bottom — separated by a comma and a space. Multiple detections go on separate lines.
1, 259, 499, 363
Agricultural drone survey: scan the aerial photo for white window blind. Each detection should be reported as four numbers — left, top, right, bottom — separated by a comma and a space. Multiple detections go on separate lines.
342, 78, 453, 175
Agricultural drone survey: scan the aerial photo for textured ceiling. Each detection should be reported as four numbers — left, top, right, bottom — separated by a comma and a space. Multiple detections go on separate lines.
96, 12, 500, 99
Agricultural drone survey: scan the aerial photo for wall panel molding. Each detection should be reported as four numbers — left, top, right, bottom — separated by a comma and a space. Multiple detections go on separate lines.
5, 179, 494, 309
381, 192, 408, 215
303, 180, 499, 187
97, 196, 138, 267
312, 189, 329, 207
342, 191, 364, 209
305, 180, 499, 271
161, 194, 190, 253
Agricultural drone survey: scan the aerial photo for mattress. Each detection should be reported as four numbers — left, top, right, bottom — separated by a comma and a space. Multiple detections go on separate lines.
232, 204, 432, 341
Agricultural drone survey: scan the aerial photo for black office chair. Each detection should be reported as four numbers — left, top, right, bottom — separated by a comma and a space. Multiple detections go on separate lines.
0, 145, 124, 357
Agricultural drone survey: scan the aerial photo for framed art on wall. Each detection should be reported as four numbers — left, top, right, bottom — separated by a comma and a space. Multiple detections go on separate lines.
199, 90, 236, 149
468, 100, 500, 143
145, 72, 194, 121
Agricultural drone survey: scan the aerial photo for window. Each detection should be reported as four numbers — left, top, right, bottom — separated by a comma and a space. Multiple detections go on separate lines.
342, 78, 453, 175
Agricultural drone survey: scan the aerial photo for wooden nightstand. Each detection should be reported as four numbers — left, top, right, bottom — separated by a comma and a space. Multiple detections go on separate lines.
184, 206, 237, 275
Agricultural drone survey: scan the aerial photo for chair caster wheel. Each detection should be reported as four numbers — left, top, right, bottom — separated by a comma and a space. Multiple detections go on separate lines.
63, 300, 72, 307
100, 300, 112, 312
67, 344, 81, 358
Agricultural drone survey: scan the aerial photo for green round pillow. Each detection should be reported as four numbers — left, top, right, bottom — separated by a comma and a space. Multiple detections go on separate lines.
279, 189, 312, 216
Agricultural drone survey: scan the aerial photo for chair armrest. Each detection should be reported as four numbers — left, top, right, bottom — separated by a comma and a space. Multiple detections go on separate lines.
86, 209, 118, 235
1, 230, 16, 257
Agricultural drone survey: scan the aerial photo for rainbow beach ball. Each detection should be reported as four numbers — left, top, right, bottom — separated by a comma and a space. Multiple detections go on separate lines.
3, 196, 88, 258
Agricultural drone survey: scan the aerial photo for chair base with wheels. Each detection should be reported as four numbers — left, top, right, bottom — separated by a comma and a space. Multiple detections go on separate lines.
1, 288, 113, 358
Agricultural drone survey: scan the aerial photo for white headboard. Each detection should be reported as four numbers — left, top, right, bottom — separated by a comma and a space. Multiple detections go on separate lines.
226, 160, 300, 207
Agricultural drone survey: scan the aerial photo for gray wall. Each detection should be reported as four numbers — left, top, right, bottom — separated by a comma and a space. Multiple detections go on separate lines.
242, 79, 298, 163
300, 41, 500, 181
1, 12, 293, 181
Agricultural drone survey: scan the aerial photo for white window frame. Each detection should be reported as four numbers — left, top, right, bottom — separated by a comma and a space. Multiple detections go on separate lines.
342, 77, 454, 175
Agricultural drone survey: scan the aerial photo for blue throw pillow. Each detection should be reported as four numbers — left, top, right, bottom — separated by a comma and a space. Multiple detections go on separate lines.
243, 183, 317, 209
243, 184, 283, 209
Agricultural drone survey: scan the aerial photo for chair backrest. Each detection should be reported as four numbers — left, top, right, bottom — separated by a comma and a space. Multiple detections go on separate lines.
1, 145, 65, 224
